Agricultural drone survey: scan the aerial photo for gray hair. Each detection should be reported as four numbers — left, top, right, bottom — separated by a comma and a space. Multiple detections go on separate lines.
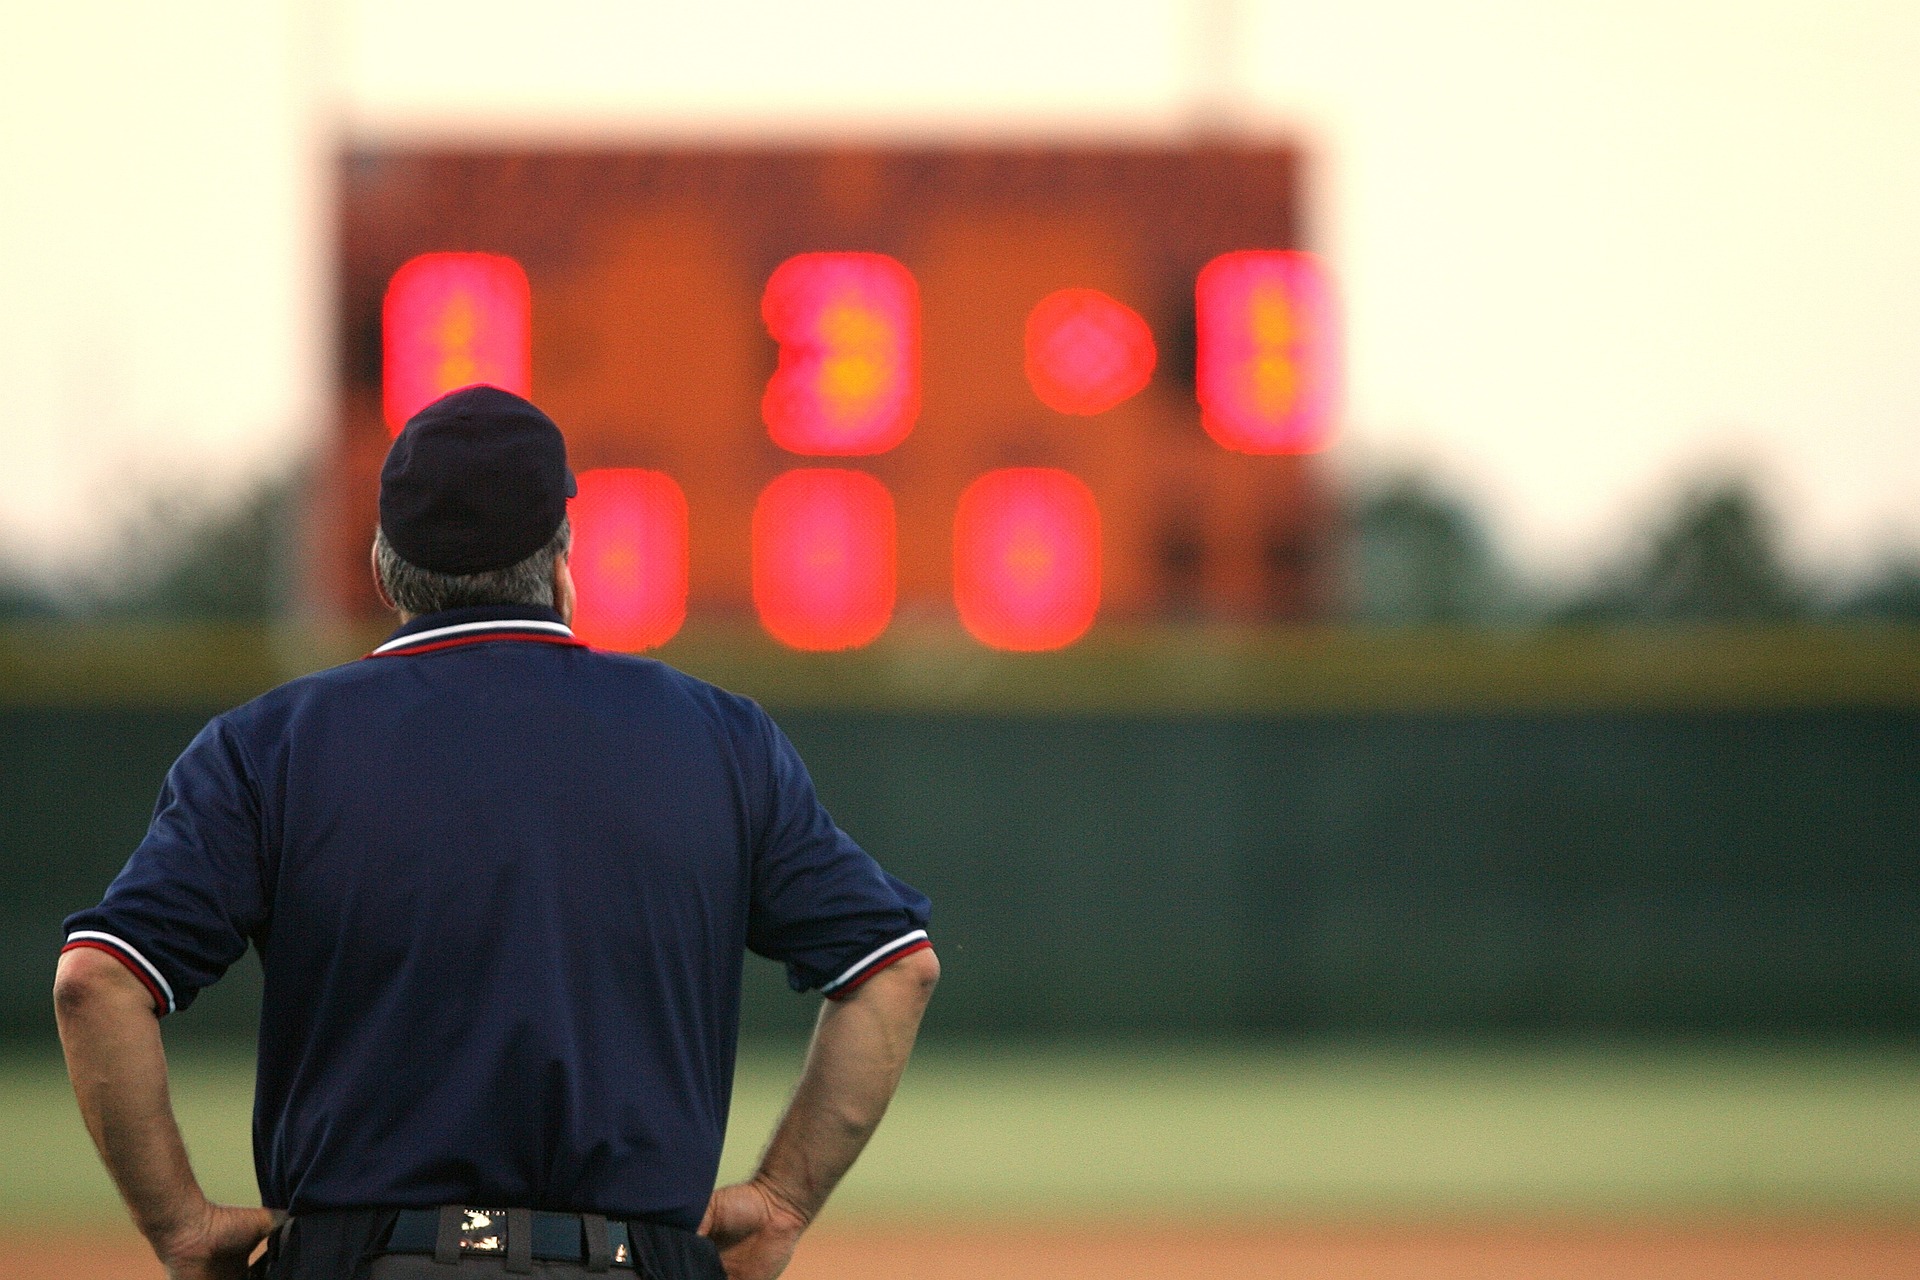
373, 520, 570, 616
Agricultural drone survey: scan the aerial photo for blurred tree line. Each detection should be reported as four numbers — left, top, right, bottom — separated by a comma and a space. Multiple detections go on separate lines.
0, 465, 1914, 625
0, 472, 302, 621
1346, 472, 1920, 625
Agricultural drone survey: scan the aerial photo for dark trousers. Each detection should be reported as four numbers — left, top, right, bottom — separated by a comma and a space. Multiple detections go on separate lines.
258, 1209, 725, 1280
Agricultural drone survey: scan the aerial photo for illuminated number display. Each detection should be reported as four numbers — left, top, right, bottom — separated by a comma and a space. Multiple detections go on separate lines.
569, 469, 688, 652
382, 252, 532, 433
761, 253, 920, 456
953, 469, 1102, 652
753, 469, 897, 651
1024, 288, 1156, 417
337, 148, 1333, 641
1195, 250, 1339, 455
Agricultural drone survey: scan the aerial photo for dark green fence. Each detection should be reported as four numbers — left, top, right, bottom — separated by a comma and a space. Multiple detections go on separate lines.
7, 701, 1914, 1045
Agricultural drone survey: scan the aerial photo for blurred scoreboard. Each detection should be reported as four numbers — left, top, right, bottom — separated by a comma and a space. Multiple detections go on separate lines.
325, 146, 1340, 649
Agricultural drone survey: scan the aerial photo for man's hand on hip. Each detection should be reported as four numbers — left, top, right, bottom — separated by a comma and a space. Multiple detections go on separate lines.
701, 1177, 808, 1280
155, 1202, 283, 1280
702, 947, 939, 1279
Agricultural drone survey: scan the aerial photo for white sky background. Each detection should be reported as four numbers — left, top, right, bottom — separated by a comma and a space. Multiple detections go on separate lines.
1, 0, 1916, 583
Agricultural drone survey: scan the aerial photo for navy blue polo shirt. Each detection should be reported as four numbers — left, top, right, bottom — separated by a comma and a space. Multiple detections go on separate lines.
61, 606, 931, 1228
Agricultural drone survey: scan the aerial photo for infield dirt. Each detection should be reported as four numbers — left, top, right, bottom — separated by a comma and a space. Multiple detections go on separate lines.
15, 1219, 1920, 1280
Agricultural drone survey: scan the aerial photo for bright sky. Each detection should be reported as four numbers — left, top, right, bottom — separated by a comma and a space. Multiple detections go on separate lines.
3, 0, 1916, 581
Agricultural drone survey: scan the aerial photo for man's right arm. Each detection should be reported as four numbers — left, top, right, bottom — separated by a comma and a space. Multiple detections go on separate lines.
701, 947, 939, 1280
54, 946, 280, 1280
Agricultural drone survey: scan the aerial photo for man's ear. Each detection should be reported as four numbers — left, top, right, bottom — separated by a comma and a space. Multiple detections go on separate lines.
552, 551, 576, 626
370, 540, 398, 612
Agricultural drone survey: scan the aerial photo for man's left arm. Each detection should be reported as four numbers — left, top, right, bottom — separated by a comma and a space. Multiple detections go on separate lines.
54, 946, 279, 1280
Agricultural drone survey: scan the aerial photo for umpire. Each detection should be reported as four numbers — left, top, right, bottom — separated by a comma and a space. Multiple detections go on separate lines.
53, 385, 938, 1280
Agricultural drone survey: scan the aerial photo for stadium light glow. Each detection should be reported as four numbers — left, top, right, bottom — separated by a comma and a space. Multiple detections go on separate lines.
569, 469, 688, 652
953, 468, 1101, 651
1194, 250, 1339, 454
753, 469, 896, 651
382, 252, 532, 434
761, 253, 919, 455
1024, 288, 1156, 416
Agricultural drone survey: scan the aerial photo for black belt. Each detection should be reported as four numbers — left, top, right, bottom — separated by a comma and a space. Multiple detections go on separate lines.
386, 1207, 634, 1271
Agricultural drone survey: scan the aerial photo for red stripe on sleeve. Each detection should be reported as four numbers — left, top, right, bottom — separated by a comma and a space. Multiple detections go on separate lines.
60, 940, 168, 1015
824, 939, 933, 1001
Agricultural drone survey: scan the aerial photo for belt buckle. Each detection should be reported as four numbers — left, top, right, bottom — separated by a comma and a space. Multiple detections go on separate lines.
455, 1208, 509, 1254
452, 1206, 632, 1268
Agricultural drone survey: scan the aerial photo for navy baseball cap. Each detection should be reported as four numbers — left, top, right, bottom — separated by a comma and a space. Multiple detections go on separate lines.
378, 385, 577, 576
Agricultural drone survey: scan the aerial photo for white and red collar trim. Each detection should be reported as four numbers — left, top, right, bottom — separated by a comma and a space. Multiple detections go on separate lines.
370, 618, 580, 658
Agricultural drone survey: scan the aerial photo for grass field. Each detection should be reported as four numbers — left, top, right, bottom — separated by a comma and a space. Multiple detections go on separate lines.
7, 1041, 1920, 1227
6, 621, 1916, 714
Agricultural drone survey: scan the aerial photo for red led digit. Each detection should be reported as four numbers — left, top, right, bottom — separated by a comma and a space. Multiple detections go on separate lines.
569, 469, 688, 652
1024, 288, 1156, 416
382, 252, 532, 434
753, 469, 896, 651
953, 469, 1101, 651
1194, 250, 1339, 454
761, 253, 920, 455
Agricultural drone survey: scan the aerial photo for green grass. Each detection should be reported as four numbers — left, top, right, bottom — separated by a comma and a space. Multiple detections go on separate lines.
723, 1044, 1920, 1221
1, 1050, 258, 1229
4, 621, 1916, 713
7, 1044, 1918, 1230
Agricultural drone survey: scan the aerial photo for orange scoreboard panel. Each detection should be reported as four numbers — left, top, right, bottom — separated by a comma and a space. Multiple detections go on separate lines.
326, 146, 1340, 650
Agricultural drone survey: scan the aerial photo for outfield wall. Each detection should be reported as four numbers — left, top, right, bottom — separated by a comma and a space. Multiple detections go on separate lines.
6, 624, 1914, 1044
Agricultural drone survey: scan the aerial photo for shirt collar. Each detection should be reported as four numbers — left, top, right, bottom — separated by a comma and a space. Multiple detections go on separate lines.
372, 604, 575, 656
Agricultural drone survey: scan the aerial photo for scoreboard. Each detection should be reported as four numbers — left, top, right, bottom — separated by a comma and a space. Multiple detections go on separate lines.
325, 146, 1340, 650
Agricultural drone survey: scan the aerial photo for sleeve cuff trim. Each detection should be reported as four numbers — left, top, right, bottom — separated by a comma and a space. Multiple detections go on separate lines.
821, 929, 931, 999
63, 931, 175, 1015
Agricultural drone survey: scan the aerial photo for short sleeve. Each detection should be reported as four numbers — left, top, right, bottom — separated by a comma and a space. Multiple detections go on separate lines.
745, 709, 931, 997
60, 716, 269, 1014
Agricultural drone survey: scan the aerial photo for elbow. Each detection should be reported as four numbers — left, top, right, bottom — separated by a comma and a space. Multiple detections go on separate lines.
53, 946, 152, 1022
53, 952, 103, 1019
894, 946, 940, 1003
